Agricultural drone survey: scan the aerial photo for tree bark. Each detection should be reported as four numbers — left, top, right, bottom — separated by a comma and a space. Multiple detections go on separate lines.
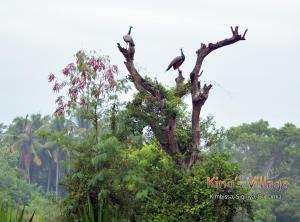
56, 161, 59, 200
117, 26, 247, 170
117, 43, 181, 156
94, 105, 99, 143
47, 165, 51, 193
166, 115, 179, 154
27, 167, 31, 184
185, 26, 247, 170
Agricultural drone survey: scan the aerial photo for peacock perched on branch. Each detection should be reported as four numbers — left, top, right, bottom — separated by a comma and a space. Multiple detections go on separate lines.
166, 48, 185, 72
123, 26, 135, 48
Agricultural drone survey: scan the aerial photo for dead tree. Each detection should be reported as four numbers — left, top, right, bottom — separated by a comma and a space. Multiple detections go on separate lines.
118, 26, 247, 170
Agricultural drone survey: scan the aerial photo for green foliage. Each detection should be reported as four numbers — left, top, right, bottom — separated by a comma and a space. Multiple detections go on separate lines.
0, 147, 34, 205
3, 115, 297, 221
227, 120, 300, 180
128, 145, 252, 222
126, 90, 187, 152
0, 121, 62, 221
61, 137, 252, 221
227, 120, 300, 222
0, 201, 36, 222
125, 75, 190, 149
249, 184, 300, 222
61, 136, 124, 219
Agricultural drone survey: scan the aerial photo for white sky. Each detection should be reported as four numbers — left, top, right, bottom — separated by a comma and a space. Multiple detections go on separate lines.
0, 0, 299, 129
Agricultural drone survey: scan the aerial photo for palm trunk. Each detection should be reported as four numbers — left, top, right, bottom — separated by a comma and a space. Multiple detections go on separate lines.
55, 161, 59, 200
94, 105, 99, 143
27, 167, 31, 184
47, 163, 52, 193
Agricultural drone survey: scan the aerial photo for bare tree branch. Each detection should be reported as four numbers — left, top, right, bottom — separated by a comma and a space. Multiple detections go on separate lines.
194, 83, 213, 104
175, 70, 190, 98
175, 70, 185, 88
117, 43, 161, 98
199, 70, 203, 78
186, 26, 248, 170
118, 42, 180, 156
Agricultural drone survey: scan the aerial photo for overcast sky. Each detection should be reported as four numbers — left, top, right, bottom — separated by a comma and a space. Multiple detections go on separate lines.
1, 0, 299, 129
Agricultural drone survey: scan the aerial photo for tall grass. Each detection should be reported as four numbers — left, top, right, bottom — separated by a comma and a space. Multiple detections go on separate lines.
0, 201, 35, 222
65, 197, 110, 222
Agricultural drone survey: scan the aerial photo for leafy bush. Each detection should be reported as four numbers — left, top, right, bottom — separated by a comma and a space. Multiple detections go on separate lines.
62, 139, 252, 221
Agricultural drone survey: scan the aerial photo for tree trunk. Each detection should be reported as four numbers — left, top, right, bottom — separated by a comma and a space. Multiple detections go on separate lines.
94, 105, 99, 143
166, 115, 179, 154
27, 167, 31, 184
191, 103, 202, 149
55, 161, 59, 200
111, 103, 117, 135
47, 165, 51, 193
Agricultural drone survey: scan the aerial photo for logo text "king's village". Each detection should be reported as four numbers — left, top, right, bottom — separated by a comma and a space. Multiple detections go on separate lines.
207, 176, 288, 190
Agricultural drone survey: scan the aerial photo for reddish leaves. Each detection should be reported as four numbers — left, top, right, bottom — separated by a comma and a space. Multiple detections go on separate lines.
62, 63, 76, 76
52, 82, 60, 93
48, 73, 55, 82
88, 56, 105, 72
48, 50, 119, 116
79, 98, 86, 105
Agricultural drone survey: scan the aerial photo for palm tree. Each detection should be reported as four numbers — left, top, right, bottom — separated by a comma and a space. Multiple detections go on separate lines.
39, 115, 75, 199
5, 114, 49, 184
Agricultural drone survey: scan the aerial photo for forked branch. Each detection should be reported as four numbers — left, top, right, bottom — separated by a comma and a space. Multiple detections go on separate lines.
186, 26, 248, 170
117, 43, 160, 98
